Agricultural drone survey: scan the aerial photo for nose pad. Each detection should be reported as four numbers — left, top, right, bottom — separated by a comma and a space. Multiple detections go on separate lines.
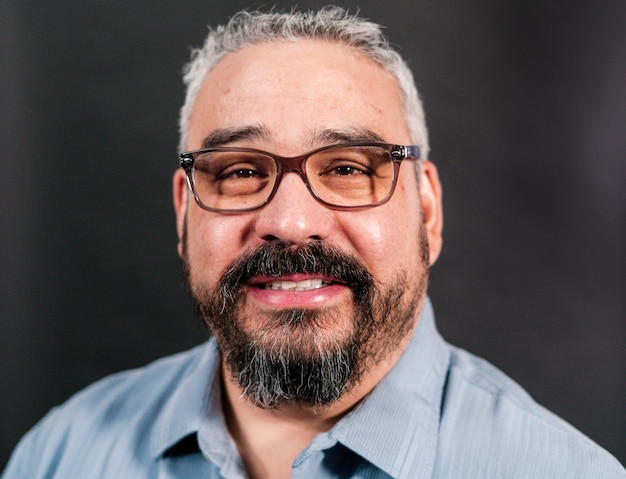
266, 163, 317, 207
279, 167, 307, 186
271, 155, 310, 196
253, 171, 335, 243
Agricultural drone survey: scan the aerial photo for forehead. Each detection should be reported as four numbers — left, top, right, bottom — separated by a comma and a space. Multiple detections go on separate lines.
186, 40, 411, 152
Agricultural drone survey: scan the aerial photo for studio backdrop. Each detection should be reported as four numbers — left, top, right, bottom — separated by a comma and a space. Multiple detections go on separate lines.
1, 0, 625, 467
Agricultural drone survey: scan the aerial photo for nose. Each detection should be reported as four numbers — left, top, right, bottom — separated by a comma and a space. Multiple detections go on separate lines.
253, 171, 336, 244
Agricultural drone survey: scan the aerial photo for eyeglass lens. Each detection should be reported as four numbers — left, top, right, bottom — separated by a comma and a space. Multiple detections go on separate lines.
190, 145, 396, 211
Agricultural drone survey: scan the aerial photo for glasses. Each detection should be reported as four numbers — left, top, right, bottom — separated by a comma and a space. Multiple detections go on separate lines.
179, 142, 421, 213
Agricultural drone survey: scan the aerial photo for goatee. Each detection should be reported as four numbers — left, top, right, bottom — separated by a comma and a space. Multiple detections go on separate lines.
183, 239, 426, 409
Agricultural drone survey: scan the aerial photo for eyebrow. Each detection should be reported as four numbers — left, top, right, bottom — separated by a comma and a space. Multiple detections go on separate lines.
200, 125, 271, 149
312, 128, 386, 146
199, 125, 387, 150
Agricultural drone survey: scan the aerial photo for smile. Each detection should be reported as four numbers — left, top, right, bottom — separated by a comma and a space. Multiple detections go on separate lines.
263, 279, 332, 291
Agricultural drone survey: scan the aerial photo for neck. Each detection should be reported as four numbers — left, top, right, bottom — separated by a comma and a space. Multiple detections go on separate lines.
220, 334, 411, 479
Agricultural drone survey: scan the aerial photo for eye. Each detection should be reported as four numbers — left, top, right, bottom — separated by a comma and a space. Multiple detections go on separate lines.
318, 158, 374, 177
234, 169, 256, 178
330, 164, 368, 176
212, 159, 273, 197
311, 147, 384, 178
218, 165, 267, 180
210, 154, 273, 181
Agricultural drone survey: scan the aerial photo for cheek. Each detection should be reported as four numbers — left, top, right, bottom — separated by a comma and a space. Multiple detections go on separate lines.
341, 184, 423, 281
185, 209, 251, 285
341, 213, 419, 282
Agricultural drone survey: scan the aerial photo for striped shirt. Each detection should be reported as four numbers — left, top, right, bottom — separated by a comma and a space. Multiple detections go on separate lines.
3, 299, 624, 478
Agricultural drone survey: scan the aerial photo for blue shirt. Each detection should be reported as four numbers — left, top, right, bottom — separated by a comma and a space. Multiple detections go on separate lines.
3, 299, 624, 478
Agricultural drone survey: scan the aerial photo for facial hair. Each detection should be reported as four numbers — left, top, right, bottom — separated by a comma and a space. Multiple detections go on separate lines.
183, 234, 429, 409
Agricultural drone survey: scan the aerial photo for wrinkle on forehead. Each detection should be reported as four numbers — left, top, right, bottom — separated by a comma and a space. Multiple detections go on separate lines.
198, 125, 388, 153
187, 40, 412, 153
200, 125, 272, 149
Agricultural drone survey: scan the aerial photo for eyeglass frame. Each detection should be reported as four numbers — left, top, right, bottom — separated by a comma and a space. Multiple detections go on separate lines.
179, 142, 421, 214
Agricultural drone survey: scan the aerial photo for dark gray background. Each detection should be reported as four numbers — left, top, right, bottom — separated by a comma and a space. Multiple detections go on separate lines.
1, 0, 624, 468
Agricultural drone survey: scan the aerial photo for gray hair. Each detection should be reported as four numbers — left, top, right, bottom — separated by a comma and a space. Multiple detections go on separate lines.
179, 6, 429, 157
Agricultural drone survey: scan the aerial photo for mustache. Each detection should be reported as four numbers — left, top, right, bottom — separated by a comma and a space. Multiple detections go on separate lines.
218, 240, 374, 297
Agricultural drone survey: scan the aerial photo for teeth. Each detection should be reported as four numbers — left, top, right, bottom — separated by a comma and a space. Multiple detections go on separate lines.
265, 279, 329, 291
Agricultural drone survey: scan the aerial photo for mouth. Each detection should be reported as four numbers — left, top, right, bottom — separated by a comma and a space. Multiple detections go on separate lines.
247, 274, 346, 302
246, 276, 349, 307
261, 278, 333, 291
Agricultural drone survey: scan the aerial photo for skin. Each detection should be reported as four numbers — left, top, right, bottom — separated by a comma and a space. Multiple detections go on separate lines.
173, 39, 443, 479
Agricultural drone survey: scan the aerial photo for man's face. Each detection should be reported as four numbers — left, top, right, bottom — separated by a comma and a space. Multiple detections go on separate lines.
173, 40, 443, 408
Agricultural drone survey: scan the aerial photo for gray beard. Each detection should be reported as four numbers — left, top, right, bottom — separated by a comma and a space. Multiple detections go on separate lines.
183, 237, 428, 409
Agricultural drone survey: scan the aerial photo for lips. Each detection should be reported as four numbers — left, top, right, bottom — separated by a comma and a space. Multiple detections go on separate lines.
215, 240, 372, 307
263, 278, 332, 291
245, 272, 347, 307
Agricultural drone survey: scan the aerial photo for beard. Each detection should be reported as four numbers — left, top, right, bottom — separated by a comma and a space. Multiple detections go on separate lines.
182, 231, 429, 409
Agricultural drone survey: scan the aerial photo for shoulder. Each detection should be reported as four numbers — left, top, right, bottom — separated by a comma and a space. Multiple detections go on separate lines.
434, 346, 625, 478
2, 342, 213, 479
52, 341, 209, 428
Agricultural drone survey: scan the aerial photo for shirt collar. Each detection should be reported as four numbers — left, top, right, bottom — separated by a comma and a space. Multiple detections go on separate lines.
148, 297, 449, 478
320, 298, 450, 478
149, 339, 221, 459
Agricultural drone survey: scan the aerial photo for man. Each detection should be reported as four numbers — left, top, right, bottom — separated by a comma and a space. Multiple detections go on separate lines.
3, 7, 624, 479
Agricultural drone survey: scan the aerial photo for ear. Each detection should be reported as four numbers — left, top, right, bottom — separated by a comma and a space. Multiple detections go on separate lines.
418, 160, 443, 266
173, 168, 188, 258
